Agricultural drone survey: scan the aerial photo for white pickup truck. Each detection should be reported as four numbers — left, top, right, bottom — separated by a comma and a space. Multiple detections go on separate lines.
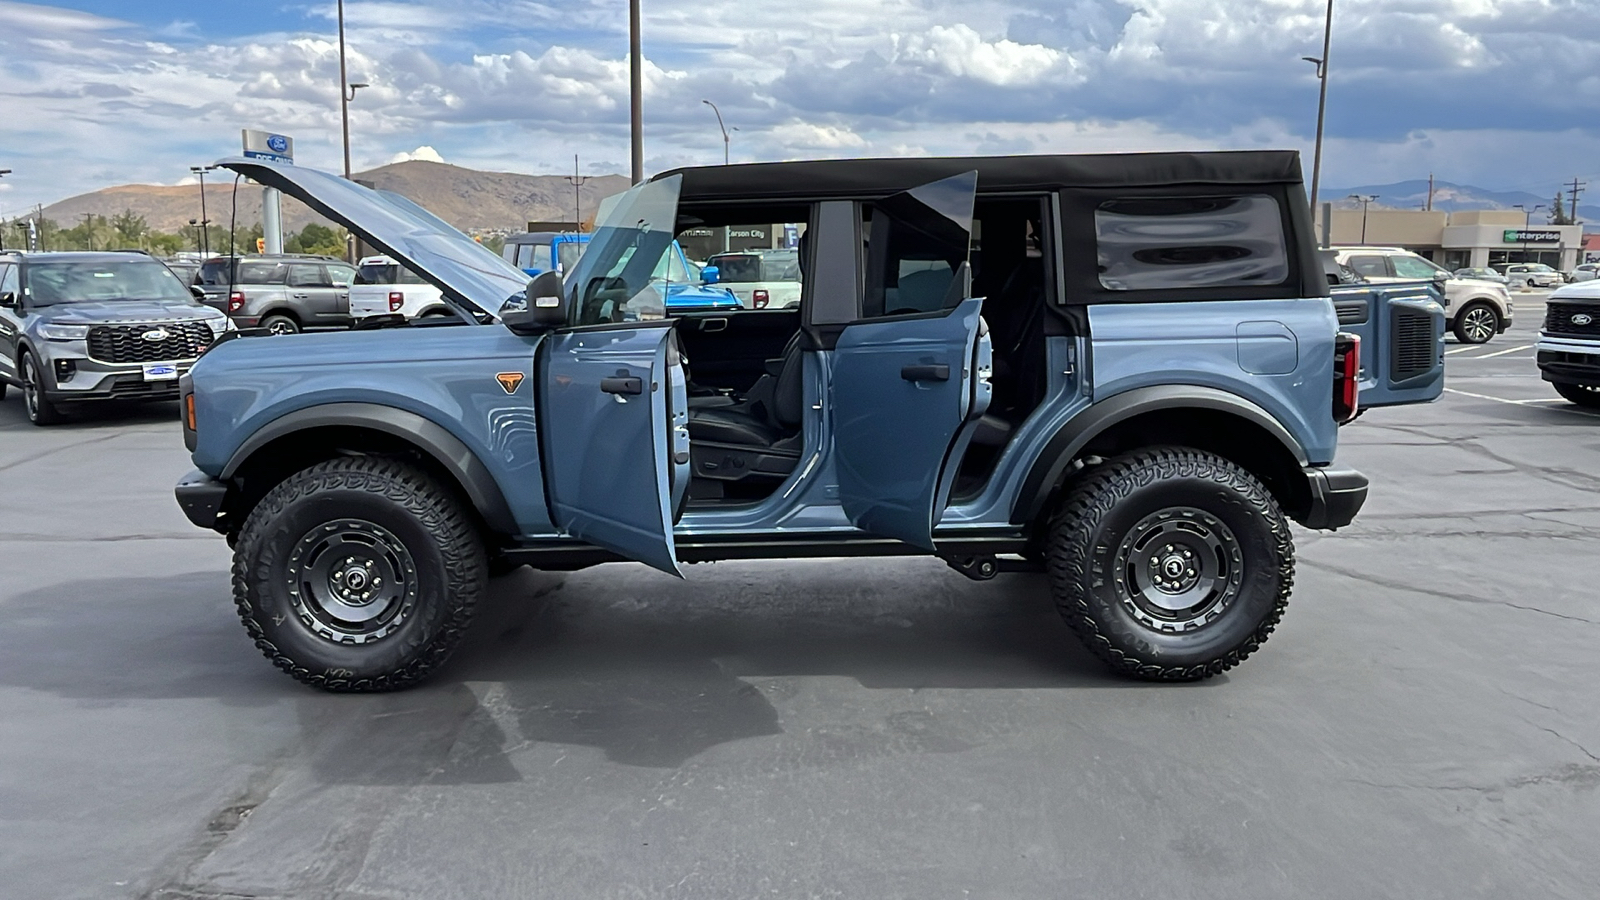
350, 255, 454, 321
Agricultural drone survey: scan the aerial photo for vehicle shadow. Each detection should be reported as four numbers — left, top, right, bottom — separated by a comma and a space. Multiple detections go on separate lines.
0, 393, 181, 430
0, 560, 1213, 777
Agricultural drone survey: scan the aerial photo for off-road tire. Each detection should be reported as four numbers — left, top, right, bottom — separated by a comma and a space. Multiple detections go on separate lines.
1451, 301, 1499, 344
21, 352, 65, 425
1553, 382, 1600, 409
1046, 446, 1294, 681
231, 456, 487, 692
261, 314, 300, 335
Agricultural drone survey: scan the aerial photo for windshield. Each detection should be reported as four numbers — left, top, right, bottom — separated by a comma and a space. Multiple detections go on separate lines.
27, 260, 192, 307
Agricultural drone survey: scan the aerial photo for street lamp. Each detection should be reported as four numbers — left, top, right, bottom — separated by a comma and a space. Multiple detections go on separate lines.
702, 100, 732, 165
629, 0, 643, 183
336, 0, 370, 181
1349, 194, 1378, 243
0, 169, 10, 251
1513, 204, 1545, 264
1302, 0, 1335, 215
189, 165, 218, 256
187, 219, 203, 255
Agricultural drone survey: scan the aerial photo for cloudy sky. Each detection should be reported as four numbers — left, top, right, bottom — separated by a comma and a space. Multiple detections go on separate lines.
1, 0, 1597, 214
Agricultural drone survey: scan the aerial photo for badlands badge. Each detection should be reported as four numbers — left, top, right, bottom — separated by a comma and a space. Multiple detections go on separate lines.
496, 372, 525, 394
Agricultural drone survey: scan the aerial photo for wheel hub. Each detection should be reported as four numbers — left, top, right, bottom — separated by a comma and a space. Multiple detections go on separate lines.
286, 519, 418, 644
1113, 508, 1244, 632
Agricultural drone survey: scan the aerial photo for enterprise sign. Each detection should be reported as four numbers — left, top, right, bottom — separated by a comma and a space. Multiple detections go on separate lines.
1503, 229, 1560, 243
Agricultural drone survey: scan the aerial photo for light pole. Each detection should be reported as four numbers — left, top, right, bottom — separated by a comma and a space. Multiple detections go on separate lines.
1349, 194, 1377, 243
1513, 203, 1545, 264
629, 0, 643, 183
0, 169, 10, 251
336, 0, 370, 181
702, 100, 732, 165
1302, 0, 1335, 213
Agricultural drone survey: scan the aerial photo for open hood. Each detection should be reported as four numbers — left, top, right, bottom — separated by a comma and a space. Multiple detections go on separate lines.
215, 158, 530, 320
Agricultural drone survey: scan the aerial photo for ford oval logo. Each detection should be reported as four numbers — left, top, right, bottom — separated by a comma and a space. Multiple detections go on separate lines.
267, 134, 289, 153
1572, 314, 1594, 326
142, 328, 171, 342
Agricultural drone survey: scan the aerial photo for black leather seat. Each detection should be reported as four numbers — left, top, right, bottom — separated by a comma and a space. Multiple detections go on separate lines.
686, 333, 805, 485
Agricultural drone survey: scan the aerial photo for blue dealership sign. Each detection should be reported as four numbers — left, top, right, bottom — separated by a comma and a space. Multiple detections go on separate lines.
241, 129, 295, 164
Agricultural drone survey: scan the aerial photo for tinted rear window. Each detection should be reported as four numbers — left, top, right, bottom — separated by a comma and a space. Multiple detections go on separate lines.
1094, 195, 1289, 291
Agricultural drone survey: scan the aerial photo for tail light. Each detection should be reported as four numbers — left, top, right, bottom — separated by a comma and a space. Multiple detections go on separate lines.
227, 291, 244, 313
388, 291, 404, 312
752, 289, 769, 309
1333, 332, 1361, 424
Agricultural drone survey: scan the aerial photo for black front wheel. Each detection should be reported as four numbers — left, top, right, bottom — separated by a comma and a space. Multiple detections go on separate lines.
261, 314, 300, 336
231, 456, 487, 691
1452, 302, 1500, 344
21, 353, 65, 425
1046, 447, 1294, 681
1553, 382, 1600, 409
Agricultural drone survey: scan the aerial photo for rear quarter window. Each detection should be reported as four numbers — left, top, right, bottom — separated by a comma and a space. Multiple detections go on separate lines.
1094, 195, 1289, 291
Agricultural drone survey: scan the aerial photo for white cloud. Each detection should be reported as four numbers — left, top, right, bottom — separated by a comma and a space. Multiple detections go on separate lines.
389, 145, 446, 163
895, 24, 1075, 87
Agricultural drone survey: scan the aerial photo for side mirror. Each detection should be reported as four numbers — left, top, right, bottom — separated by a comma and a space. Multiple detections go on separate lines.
189, 285, 206, 300
501, 270, 567, 335
0, 291, 14, 309
701, 265, 720, 285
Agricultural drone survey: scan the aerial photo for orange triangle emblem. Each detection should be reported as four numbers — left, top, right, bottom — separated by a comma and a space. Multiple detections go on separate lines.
496, 372, 525, 394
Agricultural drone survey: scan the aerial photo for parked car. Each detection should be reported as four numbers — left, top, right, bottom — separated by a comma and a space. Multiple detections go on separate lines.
0, 251, 232, 425
1567, 263, 1599, 283
1454, 266, 1507, 285
163, 259, 202, 286
349, 255, 454, 321
174, 151, 1444, 692
501, 231, 741, 314
1335, 246, 1512, 344
1502, 262, 1563, 289
197, 254, 356, 334
1536, 281, 1600, 407
704, 249, 803, 309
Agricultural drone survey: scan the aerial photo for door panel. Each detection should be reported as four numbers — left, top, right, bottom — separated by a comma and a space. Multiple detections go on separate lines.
540, 323, 683, 575
675, 309, 801, 392
834, 297, 986, 550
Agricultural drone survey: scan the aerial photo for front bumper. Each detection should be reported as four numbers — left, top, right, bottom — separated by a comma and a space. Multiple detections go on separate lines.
1536, 335, 1600, 384
175, 469, 229, 530
39, 354, 196, 402
1299, 466, 1368, 531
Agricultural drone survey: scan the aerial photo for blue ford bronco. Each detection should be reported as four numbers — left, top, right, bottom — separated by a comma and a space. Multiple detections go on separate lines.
174, 151, 1444, 691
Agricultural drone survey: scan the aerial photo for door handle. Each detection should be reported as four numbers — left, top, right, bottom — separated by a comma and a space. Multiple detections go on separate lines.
292, 293, 310, 299
901, 364, 950, 382
600, 375, 644, 395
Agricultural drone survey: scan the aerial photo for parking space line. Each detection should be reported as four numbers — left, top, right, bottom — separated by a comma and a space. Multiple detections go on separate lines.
1443, 387, 1600, 415
1445, 346, 1481, 355
1469, 343, 1534, 360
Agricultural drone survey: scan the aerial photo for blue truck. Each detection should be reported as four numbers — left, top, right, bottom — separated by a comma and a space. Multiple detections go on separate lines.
174, 151, 1443, 691
501, 230, 741, 314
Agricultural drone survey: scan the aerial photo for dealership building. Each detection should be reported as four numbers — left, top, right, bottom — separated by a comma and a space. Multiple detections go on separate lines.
1315, 208, 1586, 271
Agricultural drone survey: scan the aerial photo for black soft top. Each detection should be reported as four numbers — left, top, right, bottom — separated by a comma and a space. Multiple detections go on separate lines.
657, 150, 1305, 201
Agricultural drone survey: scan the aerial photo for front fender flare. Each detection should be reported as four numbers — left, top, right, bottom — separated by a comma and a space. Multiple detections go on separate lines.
221, 402, 518, 534
1011, 385, 1310, 525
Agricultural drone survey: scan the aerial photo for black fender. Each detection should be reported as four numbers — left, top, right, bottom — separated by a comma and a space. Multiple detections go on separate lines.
222, 402, 518, 534
1011, 385, 1310, 525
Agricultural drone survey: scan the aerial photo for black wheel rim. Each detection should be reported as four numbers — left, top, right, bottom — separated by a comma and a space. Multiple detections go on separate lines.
22, 356, 40, 420
267, 319, 296, 335
1112, 507, 1243, 633
286, 518, 419, 645
1461, 307, 1496, 343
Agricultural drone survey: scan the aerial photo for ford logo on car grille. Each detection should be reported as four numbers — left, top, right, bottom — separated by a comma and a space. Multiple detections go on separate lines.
1572, 314, 1594, 326
142, 327, 171, 342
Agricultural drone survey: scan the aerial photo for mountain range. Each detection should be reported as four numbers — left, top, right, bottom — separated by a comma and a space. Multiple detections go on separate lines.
21, 166, 1597, 236
1323, 179, 1598, 224
29, 160, 631, 236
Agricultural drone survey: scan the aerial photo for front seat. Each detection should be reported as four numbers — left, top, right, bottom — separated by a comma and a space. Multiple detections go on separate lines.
686, 333, 805, 483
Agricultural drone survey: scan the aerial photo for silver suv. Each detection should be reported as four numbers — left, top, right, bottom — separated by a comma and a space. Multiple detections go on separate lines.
197, 254, 356, 335
0, 251, 233, 425
1336, 246, 1513, 344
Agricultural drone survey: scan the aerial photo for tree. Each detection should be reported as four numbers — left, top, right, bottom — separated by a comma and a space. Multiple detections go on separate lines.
110, 209, 149, 249
1550, 192, 1574, 225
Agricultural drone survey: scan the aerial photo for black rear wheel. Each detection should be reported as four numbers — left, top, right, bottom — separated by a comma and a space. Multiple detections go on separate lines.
1553, 382, 1600, 409
261, 314, 300, 336
231, 456, 487, 691
1046, 447, 1294, 681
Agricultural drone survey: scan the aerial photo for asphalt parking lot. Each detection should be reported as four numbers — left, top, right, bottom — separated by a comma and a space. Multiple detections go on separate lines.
3, 295, 1598, 900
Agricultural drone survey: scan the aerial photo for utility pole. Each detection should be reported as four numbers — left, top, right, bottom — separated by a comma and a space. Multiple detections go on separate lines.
629, 0, 643, 184
564, 154, 589, 230
0, 169, 10, 251
190, 165, 216, 256
1302, 0, 1335, 212
82, 213, 94, 252
1426, 172, 1434, 212
1567, 177, 1587, 224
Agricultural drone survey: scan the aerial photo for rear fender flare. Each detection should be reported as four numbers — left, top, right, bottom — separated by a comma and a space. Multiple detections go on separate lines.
221, 402, 517, 534
1011, 385, 1309, 525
